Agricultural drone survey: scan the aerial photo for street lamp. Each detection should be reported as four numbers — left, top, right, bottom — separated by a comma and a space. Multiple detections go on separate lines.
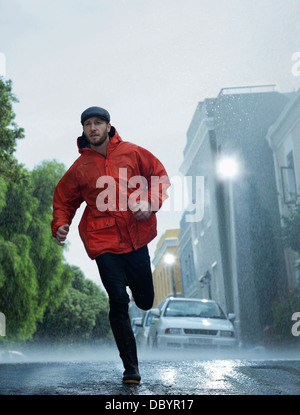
217, 156, 239, 180
164, 253, 177, 297
217, 156, 241, 345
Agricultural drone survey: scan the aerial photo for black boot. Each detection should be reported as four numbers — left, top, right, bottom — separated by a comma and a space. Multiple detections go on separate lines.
110, 318, 141, 384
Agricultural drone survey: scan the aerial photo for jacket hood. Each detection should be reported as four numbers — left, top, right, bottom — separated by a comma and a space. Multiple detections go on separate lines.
77, 126, 121, 153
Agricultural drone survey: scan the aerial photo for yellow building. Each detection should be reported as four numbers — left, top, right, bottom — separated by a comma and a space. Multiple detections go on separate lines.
152, 229, 182, 307
266, 88, 300, 287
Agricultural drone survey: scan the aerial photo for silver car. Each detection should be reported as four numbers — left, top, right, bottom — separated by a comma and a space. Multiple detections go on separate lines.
134, 310, 154, 349
147, 297, 236, 350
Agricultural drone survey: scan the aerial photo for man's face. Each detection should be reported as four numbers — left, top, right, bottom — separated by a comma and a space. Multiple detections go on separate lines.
83, 117, 111, 147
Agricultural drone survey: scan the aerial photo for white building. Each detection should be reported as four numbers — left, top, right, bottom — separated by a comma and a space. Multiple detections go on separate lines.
178, 86, 292, 345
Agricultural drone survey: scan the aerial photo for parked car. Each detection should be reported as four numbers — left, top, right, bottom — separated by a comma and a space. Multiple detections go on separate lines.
147, 297, 236, 350
131, 317, 141, 336
134, 310, 154, 349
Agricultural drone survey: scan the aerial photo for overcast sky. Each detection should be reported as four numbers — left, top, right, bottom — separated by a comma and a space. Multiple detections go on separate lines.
1, 0, 300, 285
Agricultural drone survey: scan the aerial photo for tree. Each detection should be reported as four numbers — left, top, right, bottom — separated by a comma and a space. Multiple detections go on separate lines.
0, 78, 37, 340
0, 77, 110, 344
0, 158, 74, 341
0, 234, 38, 340
0, 78, 26, 183
282, 201, 300, 255
0, 78, 72, 341
265, 198, 300, 346
271, 287, 300, 344
29, 160, 72, 313
34, 266, 111, 343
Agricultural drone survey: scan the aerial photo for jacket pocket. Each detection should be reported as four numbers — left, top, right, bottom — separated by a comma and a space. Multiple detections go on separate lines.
87, 216, 116, 232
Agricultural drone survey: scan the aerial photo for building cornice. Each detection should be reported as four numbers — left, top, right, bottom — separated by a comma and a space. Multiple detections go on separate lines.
180, 117, 214, 175
266, 89, 300, 150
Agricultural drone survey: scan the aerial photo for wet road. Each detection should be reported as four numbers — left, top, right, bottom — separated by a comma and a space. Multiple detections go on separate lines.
0, 347, 299, 397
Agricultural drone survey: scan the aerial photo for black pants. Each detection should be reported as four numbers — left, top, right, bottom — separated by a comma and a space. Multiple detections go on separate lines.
95, 246, 154, 323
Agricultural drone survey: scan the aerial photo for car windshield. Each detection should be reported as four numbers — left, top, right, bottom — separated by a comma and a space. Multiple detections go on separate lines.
163, 300, 226, 319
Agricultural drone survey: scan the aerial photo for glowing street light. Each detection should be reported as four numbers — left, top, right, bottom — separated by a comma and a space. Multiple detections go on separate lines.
217, 157, 239, 179
164, 253, 175, 265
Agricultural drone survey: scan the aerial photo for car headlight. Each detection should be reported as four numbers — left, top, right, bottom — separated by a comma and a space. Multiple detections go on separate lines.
164, 328, 182, 334
220, 330, 235, 338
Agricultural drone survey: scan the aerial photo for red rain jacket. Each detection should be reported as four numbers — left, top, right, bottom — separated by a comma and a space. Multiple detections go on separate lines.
51, 127, 170, 259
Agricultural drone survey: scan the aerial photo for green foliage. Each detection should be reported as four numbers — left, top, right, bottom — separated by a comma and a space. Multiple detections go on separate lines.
34, 266, 111, 343
282, 201, 300, 254
0, 177, 8, 214
271, 288, 300, 344
0, 78, 26, 183
0, 157, 71, 341
0, 235, 38, 340
0, 170, 37, 238
0, 79, 24, 151
0, 78, 110, 344
31, 160, 66, 219
28, 160, 72, 313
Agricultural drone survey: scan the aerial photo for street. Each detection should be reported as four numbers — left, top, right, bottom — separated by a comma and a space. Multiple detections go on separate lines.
0, 346, 299, 397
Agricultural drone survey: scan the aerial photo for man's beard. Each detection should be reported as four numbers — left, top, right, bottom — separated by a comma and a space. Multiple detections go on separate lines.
87, 129, 109, 147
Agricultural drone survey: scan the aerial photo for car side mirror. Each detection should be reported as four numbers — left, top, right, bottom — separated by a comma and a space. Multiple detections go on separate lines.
151, 308, 160, 317
228, 313, 235, 321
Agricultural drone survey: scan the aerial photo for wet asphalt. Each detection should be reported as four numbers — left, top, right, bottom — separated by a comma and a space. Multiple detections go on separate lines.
0, 347, 299, 397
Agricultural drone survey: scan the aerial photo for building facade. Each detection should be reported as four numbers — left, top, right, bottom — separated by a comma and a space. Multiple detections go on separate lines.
177, 211, 197, 298
178, 85, 293, 345
152, 229, 182, 307
266, 87, 300, 288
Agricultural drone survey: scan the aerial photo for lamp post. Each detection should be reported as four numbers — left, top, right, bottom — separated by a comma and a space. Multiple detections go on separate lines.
199, 271, 212, 299
164, 253, 177, 297
217, 156, 241, 345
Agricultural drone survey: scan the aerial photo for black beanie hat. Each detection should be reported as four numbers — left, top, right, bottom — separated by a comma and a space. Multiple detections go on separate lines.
81, 106, 110, 125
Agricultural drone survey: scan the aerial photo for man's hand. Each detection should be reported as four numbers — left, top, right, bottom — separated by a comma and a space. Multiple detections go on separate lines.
55, 224, 70, 246
130, 200, 152, 221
